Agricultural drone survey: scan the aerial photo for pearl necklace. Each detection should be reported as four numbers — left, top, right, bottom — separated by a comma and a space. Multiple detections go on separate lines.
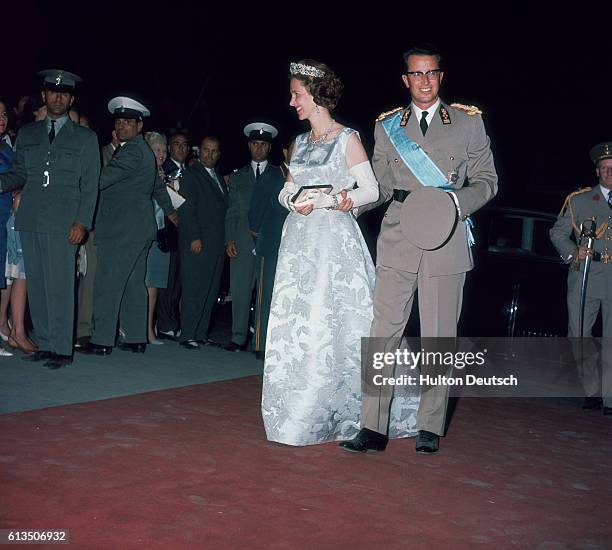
308, 119, 336, 146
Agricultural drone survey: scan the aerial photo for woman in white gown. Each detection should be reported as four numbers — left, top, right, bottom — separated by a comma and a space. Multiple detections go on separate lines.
261, 60, 419, 446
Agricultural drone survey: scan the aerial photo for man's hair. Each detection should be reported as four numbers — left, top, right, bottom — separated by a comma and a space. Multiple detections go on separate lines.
403, 44, 443, 70
201, 135, 220, 146
168, 131, 189, 144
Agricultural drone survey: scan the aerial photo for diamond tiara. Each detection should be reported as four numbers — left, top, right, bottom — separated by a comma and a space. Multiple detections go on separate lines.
290, 62, 325, 78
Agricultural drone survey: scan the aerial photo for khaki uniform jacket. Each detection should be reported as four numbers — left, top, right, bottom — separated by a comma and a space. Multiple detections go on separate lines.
0, 119, 100, 233
369, 102, 498, 276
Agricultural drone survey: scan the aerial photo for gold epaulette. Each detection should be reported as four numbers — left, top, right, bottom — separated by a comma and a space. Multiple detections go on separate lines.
450, 103, 482, 116
376, 107, 403, 122
558, 187, 592, 234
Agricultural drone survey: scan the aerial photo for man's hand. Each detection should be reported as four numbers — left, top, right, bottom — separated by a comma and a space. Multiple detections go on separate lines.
336, 189, 354, 212
577, 245, 594, 260
226, 240, 238, 258
68, 222, 86, 245
167, 211, 179, 226
191, 239, 203, 254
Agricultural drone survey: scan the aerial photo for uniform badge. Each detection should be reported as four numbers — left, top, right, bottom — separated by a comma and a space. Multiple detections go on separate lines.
439, 106, 451, 125
447, 156, 459, 185
400, 106, 411, 127
55, 74, 63, 86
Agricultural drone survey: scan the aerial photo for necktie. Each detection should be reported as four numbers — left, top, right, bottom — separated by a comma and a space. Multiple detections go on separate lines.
419, 111, 429, 136
48, 120, 56, 144
608, 191, 612, 210
256, 163, 260, 179
210, 169, 224, 193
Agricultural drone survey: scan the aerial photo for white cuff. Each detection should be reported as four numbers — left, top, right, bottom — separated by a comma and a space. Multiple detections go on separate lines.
346, 161, 379, 208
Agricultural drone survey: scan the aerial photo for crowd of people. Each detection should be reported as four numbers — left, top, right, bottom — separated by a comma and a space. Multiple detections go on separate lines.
1, 42, 609, 457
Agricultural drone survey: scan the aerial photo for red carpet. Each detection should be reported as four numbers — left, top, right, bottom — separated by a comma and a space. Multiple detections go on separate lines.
1, 376, 610, 549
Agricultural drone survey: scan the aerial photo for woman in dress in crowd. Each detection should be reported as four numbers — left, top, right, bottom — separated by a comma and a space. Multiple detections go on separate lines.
261, 60, 420, 446
144, 132, 171, 345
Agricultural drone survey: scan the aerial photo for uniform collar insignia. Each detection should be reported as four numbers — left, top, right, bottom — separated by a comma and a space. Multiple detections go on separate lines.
400, 106, 411, 127
439, 106, 451, 125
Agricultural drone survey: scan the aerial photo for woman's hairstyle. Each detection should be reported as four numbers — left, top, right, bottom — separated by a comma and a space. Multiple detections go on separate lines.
144, 131, 167, 148
289, 59, 343, 111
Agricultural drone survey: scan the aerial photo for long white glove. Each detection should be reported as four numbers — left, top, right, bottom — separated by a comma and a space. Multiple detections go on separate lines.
345, 161, 379, 208
278, 180, 298, 211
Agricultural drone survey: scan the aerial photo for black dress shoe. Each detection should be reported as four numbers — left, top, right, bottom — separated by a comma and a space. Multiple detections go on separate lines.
415, 430, 440, 454
339, 428, 388, 453
21, 350, 54, 362
603, 407, 612, 417
74, 336, 91, 349
180, 340, 200, 350
223, 341, 247, 352
119, 342, 146, 353
582, 396, 603, 410
157, 330, 179, 342
76, 342, 113, 355
44, 354, 73, 370
200, 338, 221, 347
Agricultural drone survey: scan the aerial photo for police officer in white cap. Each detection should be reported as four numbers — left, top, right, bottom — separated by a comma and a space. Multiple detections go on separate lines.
78, 97, 177, 356
0, 69, 100, 369
224, 122, 283, 352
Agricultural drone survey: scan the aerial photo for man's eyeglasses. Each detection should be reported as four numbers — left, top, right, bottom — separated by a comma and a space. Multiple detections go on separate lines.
406, 69, 442, 79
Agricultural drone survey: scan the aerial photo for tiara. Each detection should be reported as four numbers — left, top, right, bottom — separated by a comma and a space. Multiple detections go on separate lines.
290, 62, 325, 78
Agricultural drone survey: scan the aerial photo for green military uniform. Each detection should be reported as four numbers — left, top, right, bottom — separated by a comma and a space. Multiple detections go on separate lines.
549, 142, 612, 411
90, 98, 174, 348
0, 73, 100, 358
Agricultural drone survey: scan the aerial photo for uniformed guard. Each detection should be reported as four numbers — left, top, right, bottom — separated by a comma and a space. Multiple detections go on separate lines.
0, 69, 100, 369
550, 142, 612, 417
224, 122, 283, 353
340, 44, 498, 455
78, 97, 177, 356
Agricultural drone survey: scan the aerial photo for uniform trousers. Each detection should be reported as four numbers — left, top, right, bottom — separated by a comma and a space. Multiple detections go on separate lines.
229, 248, 256, 346
76, 231, 97, 339
20, 231, 77, 356
361, 265, 465, 436
156, 249, 181, 333
91, 241, 149, 346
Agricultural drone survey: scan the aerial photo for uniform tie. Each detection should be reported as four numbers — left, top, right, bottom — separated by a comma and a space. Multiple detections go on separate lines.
48, 120, 56, 144
256, 163, 261, 179
419, 111, 429, 136
608, 190, 612, 210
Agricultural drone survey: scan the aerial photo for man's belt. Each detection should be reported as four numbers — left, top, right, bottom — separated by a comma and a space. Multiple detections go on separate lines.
393, 189, 411, 203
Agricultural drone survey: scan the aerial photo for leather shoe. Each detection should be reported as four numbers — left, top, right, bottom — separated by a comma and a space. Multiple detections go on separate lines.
180, 340, 200, 350
200, 338, 221, 347
157, 330, 180, 342
44, 354, 73, 370
339, 428, 388, 453
223, 341, 247, 352
76, 342, 113, 356
582, 396, 603, 410
119, 342, 146, 353
21, 350, 54, 362
416, 430, 440, 454
603, 407, 612, 417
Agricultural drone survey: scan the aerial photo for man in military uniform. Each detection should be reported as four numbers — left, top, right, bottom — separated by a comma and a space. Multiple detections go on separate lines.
78, 97, 176, 356
0, 69, 100, 369
341, 44, 498, 454
224, 123, 280, 352
549, 142, 612, 418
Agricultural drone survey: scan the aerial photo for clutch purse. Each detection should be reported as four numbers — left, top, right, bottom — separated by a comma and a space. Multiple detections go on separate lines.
291, 184, 333, 204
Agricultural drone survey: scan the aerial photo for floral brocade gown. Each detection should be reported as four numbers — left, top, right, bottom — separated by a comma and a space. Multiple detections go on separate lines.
261, 128, 420, 446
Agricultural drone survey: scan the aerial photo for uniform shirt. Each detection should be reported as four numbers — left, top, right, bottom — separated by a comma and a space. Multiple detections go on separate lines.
411, 99, 441, 129
46, 115, 69, 136
600, 185, 611, 204
251, 160, 268, 178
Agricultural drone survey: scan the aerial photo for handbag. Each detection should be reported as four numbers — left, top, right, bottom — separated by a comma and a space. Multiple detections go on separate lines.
156, 218, 178, 253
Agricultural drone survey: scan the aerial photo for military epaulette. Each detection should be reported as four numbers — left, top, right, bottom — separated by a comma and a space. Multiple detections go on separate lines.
450, 103, 482, 116
376, 107, 403, 122
558, 187, 592, 233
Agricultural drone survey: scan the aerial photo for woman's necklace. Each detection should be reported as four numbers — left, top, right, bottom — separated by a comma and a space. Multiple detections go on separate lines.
308, 119, 335, 146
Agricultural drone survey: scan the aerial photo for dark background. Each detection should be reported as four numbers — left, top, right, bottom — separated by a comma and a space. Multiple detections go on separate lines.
4, 2, 610, 210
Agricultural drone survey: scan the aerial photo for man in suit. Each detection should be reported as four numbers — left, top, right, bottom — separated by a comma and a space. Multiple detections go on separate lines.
0, 69, 100, 369
156, 131, 190, 340
549, 142, 612, 418
224, 123, 279, 352
178, 136, 227, 349
78, 97, 176, 356
340, 44, 498, 454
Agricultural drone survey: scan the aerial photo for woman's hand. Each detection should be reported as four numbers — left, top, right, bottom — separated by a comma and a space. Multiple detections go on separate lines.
295, 202, 314, 216
336, 190, 354, 212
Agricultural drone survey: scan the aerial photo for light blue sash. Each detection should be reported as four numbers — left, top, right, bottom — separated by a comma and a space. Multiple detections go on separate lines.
381, 111, 475, 246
